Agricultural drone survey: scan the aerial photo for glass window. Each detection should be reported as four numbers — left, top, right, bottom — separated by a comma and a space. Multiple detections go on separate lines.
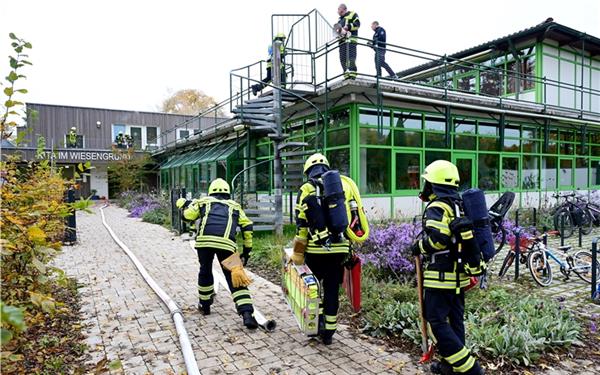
522, 155, 539, 190
394, 113, 422, 129
501, 157, 519, 189
395, 153, 421, 190
394, 130, 422, 147
454, 134, 476, 150
541, 156, 557, 189
455, 157, 475, 191
559, 159, 573, 187
147, 126, 158, 145
329, 110, 350, 129
479, 137, 499, 151
424, 116, 446, 148
560, 143, 574, 155
503, 138, 520, 152
454, 119, 476, 134
360, 127, 391, 145
327, 128, 350, 146
575, 158, 588, 188
327, 148, 350, 176
478, 154, 499, 191
359, 108, 391, 126
257, 143, 270, 158
504, 126, 520, 138
359, 148, 390, 194
112, 124, 126, 142
456, 73, 477, 92
480, 69, 503, 96
425, 151, 450, 166
591, 160, 600, 186
506, 55, 535, 94
478, 124, 498, 136
522, 127, 538, 139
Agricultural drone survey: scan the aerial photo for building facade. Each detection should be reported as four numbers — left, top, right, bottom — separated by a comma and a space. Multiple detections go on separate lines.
7, 103, 220, 198
156, 15, 600, 220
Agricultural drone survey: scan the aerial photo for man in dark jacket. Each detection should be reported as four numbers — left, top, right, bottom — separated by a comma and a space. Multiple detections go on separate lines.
370, 21, 397, 79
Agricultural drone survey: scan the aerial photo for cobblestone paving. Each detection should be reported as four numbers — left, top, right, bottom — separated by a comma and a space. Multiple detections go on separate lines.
488, 227, 600, 317
54, 205, 422, 374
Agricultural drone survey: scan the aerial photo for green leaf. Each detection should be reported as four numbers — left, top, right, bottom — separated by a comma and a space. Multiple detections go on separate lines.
1, 303, 26, 332
8, 33, 17, 40
14, 46, 22, 53
3, 87, 13, 96
21, 60, 32, 66
23, 42, 32, 49
41, 299, 55, 314
16, 89, 27, 94
1, 328, 14, 345
32, 256, 46, 274
6, 71, 18, 83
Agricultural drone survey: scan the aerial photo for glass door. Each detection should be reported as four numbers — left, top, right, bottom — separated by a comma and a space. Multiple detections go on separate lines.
452, 153, 476, 191
559, 158, 574, 188
501, 156, 520, 191
130, 127, 142, 149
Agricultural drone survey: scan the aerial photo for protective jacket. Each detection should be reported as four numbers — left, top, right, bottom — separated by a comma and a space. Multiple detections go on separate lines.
338, 11, 360, 43
372, 26, 387, 49
183, 196, 253, 252
266, 43, 286, 69
417, 185, 473, 291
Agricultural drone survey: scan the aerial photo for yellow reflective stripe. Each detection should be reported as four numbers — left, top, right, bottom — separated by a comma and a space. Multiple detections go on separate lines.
453, 356, 475, 373
445, 347, 469, 365
242, 231, 252, 248
195, 241, 236, 251
324, 315, 336, 322
423, 280, 468, 289
235, 298, 253, 306
198, 285, 214, 292
232, 290, 250, 299
224, 205, 233, 239
325, 323, 337, 330
428, 238, 446, 250
199, 294, 213, 301
425, 220, 451, 235
199, 202, 211, 236
461, 231, 474, 240
428, 201, 454, 218
424, 270, 470, 281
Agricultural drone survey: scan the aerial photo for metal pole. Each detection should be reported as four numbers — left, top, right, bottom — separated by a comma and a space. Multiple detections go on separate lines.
273, 40, 284, 237
579, 226, 583, 248
514, 230, 520, 281
561, 214, 565, 247
592, 237, 598, 300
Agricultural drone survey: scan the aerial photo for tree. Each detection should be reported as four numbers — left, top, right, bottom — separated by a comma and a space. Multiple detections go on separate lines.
161, 89, 222, 116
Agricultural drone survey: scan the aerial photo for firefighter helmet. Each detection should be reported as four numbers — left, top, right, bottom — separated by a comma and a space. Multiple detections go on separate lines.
421, 160, 460, 187
274, 32, 286, 41
303, 153, 330, 175
208, 178, 230, 195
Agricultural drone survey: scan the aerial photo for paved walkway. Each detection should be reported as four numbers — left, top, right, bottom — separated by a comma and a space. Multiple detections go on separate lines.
54, 205, 420, 374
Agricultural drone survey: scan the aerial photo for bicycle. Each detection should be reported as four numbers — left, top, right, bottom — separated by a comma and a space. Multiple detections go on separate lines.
497, 230, 539, 279
527, 234, 600, 287
552, 193, 593, 238
579, 197, 600, 227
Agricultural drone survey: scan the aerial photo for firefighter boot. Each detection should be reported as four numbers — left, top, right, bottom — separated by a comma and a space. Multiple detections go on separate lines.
430, 360, 453, 375
198, 295, 213, 316
242, 311, 258, 330
320, 331, 333, 346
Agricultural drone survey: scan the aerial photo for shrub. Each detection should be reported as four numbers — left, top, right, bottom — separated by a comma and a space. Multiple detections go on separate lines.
117, 191, 169, 218
142, 206, 170, 227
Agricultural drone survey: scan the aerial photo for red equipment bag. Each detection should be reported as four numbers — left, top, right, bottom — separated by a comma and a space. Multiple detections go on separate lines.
342, 255, 362, 312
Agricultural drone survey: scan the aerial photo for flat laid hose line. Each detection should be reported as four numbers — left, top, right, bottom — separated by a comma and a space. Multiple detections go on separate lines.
99, 205, 201, 375
188, 241, 277, 331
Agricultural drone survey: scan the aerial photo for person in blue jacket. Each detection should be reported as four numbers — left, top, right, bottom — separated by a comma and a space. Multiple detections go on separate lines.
370, 21, 398, 79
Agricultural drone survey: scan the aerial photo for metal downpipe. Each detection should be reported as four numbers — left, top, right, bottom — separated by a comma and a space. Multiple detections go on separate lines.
100, 205, 201, 375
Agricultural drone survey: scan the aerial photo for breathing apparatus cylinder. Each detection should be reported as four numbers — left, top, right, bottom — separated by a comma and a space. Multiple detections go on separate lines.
322, 170, 349, 237
461, 188, 495, 262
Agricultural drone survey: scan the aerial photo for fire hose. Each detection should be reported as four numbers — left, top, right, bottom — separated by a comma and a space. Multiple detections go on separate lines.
100, 205, 201, 375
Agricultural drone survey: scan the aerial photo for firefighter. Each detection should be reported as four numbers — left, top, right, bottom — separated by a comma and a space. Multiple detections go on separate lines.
67, 126, 78, 147
411, 160, 484, 375
176, 178, 258, 329
290, 153, 363, 345
251, 33, 287, 96
370, 21, 397, 79
335, 4, 360, 79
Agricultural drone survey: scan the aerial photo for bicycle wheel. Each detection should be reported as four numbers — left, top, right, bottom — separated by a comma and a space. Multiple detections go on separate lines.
580, 209, 593, 235
553, 207, 574, 238
498, 251, 515, 278
588, 204, 600, 226
528, 250, 553, 287
572, 250, 600, 284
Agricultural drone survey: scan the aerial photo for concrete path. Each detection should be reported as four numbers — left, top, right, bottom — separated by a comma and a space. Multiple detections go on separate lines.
54, 205, 419, 374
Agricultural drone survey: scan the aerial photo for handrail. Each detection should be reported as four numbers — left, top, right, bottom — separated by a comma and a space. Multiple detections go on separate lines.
231, 158, 272, 200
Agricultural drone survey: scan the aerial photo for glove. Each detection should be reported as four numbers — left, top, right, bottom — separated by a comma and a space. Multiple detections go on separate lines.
291, 251, 305, 265
231, 265, 252, 288
176, 198, 187, 209
241, 246, 251, 266
410, 241, 421, 256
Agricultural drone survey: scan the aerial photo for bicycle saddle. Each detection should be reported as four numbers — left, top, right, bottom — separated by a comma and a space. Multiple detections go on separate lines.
558, 245, 572, 252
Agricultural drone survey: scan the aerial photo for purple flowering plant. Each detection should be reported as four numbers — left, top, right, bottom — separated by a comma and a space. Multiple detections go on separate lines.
357, 221, 421, 279
117, 191, 168, 218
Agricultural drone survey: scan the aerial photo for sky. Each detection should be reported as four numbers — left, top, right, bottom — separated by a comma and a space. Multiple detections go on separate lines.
1, 0, 599, 113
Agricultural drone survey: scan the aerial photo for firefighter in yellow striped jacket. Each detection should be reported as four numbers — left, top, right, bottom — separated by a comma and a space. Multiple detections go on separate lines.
411, 160, 484, 375
177, 178, 258, 329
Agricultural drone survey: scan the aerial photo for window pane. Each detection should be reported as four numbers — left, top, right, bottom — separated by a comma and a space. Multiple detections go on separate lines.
456, 74, 477, 92
522, 139, 539, 153
480, 69, 503, 96
522, 127, 538, 139
360, 127, 391, 145
592, 160, 600, 186
504, 126, 520, 138
454, 119, 476, 134
131, 127, 142, 149
394, 113, 422, 129
394, 130, 422, 147
395, 153, 421, 190
501, 157, 519, 189
147, 126, 158, 144
112, 124, 126, 142
425, 151, 450, 166
360, 148, 391, 194
359, 108, 391, 126
575, 158, 588, 188
327, 128, 349, 146
479, 137, 499, 151
478, 124, 498, 136
329, 109, 350, 129
541, 157, 557, 189
478, 154, 499, 191
559, 159, 573, 187
454, 135, 476, 150
425, 117, 446, 148
560, 143, 574, 155
522, 155, 539, 190
455, 158, 474, 191
426, 133, 446, 148
503, 138, 520, 152
424, 116, 445, 132
327, 148, 350, 176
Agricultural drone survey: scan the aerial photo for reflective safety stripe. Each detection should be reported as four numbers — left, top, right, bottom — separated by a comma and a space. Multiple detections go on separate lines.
427, 201, 454, 217
324, 315, 337, 322
325, 323, 337, 330
445, 347, 469, 365
423, 279, 470, 289
426, 220, 451, 235
198, 285, 214, 293
232, 290, 250, 299
199, 202, 211, 236
453, 356, 476, 373
460, 230, 474, 240
306, 243, 350, 254
424, 270, 468, 280
428, 238, 446, 250
199, 294, 213, 301
235, 298, 253, 306
224, 205, 234, 239
196, 235, 237, 252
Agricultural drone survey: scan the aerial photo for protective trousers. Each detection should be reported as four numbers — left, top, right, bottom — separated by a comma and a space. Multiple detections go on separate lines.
253, 66, 287, 92
196, 248, 254, 314
305, 252, 346, 338
375, 49, 395, 77
339, 42, 357, 78
424, 288, 482, 374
